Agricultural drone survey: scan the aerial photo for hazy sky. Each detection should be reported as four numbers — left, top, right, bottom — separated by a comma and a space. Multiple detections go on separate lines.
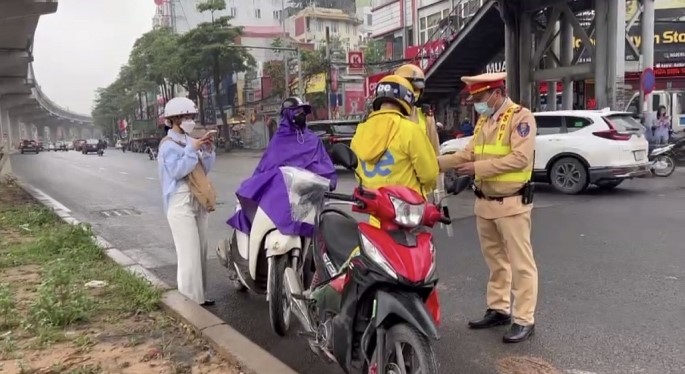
33, 0, 157, 116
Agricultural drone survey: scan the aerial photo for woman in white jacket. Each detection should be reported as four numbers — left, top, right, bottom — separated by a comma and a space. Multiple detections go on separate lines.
158, 97, 216, 305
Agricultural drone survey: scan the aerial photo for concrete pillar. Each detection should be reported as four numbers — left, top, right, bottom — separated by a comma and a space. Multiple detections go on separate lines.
518, 12, 533, 108
607, 0, 626, 109
0, 105, 6, 147
505, 21, 520, 102
642, 0, 655, 113
547, 21, 560, 111
560, 15, 574, 110
594, 0, 609, 109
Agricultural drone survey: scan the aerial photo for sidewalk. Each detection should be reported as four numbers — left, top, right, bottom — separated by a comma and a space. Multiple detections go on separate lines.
0, 181, 240, 373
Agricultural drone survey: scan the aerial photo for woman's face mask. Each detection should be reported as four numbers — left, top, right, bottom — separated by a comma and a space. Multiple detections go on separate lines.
180, 119, 196, 133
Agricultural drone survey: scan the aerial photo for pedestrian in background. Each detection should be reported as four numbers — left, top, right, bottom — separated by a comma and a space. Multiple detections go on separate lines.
158, 97, 217, 306
438, 72, 538, 343
652, 105, 671, 145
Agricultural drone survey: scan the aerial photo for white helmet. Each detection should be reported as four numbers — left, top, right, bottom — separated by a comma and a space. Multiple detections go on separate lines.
164, 97, 198, 118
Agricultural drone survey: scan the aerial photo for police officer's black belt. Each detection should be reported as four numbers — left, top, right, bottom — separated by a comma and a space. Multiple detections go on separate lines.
473, 188, 523, 201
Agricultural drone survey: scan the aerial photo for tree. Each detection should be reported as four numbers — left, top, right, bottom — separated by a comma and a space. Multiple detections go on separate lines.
178, 0, 255, 126
266, 38, 330, 98
92, 65, 138, 139
363, 39, 386, 66
128, 27, 181, 102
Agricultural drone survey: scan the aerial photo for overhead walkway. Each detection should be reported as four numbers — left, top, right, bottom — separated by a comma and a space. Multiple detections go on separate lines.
420, 0, 599, 107
0, 0, 96, 150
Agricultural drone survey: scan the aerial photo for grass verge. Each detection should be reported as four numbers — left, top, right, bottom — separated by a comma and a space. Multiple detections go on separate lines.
0, 179, 240, 373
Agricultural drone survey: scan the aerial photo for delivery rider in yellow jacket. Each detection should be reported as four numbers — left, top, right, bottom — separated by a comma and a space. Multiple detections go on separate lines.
351, 74, 439, 200
394, 64, 440, 155
437, 72, 538, 344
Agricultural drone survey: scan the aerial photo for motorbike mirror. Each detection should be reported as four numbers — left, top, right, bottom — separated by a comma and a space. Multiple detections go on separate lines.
446, 175, 473, 195
330, 143, 358, 170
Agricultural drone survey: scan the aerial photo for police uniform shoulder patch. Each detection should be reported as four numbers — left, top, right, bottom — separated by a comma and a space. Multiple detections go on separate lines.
516, 122, 531, 137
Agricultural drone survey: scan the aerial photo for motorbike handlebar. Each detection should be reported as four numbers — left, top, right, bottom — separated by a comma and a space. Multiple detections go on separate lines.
324, 192, 356, 202
438, 216, 452, 225
324, 192, 366, 209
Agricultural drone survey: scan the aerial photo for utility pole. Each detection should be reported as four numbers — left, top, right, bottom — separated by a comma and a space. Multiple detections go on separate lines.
325, 26, 332, 120
282, 0, 289, 98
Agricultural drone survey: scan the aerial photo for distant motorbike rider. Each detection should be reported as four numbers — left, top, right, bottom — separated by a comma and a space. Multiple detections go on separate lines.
351, 74, 439, 199
97, 139, 105, 151
227, 97, 337, 236
394, 64, 440, 155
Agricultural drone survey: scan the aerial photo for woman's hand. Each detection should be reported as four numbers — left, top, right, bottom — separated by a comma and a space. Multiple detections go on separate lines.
190, 137, 207, 150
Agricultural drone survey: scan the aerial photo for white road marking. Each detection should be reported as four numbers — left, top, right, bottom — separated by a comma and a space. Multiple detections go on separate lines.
31, 187, 71, 213
567, 370, 599, 374
145, 177, 156, 180
112, 210, 122, 216
121, 210, 132, 215
99, 167, 106, 171
119, 171, 128, 175
101, 211, 111, 217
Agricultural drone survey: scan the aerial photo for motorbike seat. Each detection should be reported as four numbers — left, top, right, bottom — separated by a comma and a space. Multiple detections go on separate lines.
319, 212, 359, 270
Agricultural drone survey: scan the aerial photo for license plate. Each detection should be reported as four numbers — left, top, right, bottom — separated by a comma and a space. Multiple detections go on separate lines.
633, 150, 646, 161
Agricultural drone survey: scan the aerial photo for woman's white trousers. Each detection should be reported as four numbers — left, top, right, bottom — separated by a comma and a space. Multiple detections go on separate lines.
166, 184, 208, 304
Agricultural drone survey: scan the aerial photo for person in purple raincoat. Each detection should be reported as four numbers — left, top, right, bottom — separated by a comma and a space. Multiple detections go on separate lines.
227, 97, 337, 236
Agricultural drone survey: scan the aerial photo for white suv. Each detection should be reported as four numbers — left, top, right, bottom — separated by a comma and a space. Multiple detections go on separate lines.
439, 109, 650, 194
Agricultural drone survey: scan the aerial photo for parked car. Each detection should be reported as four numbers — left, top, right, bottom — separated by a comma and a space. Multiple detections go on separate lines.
36, 141, 44, 151
439, 109, 650, 194
20, 140, 40, 154
74, 139, 86, 152
55, 141, 68, 151
82, 139, 100, 154
47, 143, 56, 151
307, 119, 359, 154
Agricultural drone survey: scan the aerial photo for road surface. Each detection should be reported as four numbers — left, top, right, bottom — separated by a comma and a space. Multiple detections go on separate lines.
9, 150, 685, 374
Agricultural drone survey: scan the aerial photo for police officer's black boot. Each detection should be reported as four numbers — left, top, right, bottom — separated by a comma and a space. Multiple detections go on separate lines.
468, 309, 511, 329
503, 323, 535, 343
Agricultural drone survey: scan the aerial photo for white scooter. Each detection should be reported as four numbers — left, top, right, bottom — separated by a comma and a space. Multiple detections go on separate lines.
217, 166, 330, 336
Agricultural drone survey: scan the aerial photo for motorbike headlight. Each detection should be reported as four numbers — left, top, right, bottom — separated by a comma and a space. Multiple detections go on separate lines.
390, 196, 425, 228
360, 233, 398, 280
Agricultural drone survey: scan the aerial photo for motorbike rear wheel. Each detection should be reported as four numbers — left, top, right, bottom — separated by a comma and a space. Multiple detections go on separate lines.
370, 323, 438, 374
268, 254, 292, 336
653, 155, 676, 177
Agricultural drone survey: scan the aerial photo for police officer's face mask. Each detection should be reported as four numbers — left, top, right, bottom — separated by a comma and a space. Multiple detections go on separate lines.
474, 92, 497, 116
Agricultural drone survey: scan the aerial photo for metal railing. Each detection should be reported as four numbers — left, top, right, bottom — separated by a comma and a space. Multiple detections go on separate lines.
410, 0, 489, 71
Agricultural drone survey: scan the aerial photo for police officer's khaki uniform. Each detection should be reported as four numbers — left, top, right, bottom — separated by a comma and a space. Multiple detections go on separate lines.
438, 76, 538, 326
409, 108, 440, 156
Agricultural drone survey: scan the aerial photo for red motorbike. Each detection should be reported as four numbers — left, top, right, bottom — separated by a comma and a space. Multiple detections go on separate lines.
284, 144, 472, 374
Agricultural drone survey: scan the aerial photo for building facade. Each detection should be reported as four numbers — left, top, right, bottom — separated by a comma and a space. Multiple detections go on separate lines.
287, 6, 363, 50
369, 0, 481, 60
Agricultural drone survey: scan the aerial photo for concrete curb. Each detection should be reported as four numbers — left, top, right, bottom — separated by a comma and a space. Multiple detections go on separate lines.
13, 179, 297, 374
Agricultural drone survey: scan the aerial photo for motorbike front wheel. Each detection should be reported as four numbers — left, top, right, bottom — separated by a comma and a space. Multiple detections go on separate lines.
653, 155, 676, 177
370, 323, 438, 374
268, 254, 292, 336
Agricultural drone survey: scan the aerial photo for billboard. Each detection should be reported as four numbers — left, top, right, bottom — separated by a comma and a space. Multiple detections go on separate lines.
344, 83, 365, 115
365, 72, 391, 97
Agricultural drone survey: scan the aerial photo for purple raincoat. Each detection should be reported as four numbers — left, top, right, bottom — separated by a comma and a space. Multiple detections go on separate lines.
227, 109, 337, 237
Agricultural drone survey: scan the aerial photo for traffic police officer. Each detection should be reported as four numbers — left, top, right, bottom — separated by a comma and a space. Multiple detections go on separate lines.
438, 72, 538, 343
394, 64, 440, 155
